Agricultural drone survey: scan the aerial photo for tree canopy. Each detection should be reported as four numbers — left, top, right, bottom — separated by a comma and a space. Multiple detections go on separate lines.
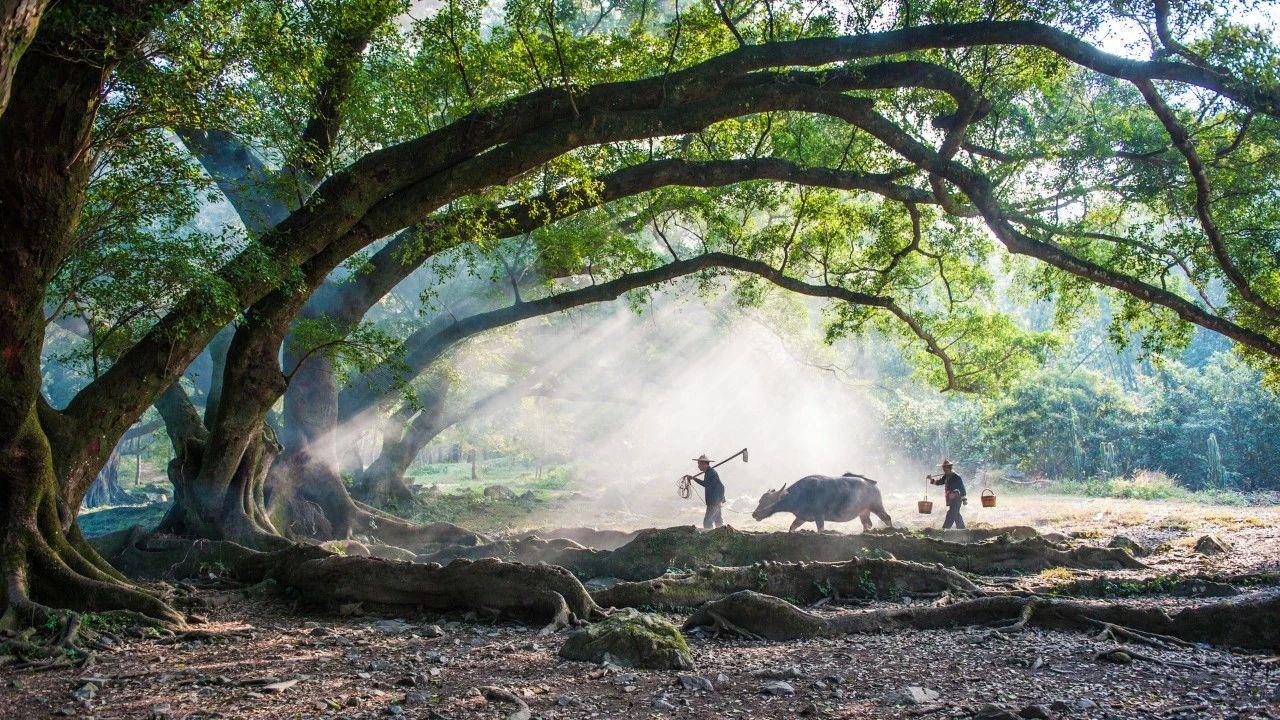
2, 0, 1279, 626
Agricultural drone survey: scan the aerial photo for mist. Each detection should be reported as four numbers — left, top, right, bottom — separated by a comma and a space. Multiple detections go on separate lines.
406, 278, 931, 529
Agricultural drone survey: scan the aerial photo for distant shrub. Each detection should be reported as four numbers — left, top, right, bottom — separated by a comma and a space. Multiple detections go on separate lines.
1048, 469, 1248, 505
1102, 470, 1185, 500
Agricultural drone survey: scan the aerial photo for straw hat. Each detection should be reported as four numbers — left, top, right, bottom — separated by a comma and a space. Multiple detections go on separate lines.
939, 459, 954, 468
693, 454, 714, 463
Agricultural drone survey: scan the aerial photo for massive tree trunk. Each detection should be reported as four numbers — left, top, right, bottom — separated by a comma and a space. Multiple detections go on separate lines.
352, 381, 450, 506
0, 0, 49, 120
0, 7, 184, 626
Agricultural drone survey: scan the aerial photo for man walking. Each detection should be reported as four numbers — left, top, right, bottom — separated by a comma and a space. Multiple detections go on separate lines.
929, 459, 967, 529
685, 454, 725, 529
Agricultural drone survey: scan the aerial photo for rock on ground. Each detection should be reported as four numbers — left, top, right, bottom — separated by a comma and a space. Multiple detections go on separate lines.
558, 608, 694, 670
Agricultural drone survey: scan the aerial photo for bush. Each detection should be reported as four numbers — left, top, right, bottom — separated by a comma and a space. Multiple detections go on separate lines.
1049, 469, 1248, 505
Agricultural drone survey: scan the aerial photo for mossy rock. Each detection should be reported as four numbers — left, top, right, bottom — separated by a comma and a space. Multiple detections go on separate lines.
559, 608, 693, 670
1108, 535, 1149, 556
1193, 535, 1230, 556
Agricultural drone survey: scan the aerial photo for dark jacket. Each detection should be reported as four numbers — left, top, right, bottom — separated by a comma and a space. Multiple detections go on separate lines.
693, 467, 725, 506
931, 472, 966, 501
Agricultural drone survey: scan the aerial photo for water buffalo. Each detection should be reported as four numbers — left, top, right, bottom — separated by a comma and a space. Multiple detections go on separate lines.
751, 472, 892, 532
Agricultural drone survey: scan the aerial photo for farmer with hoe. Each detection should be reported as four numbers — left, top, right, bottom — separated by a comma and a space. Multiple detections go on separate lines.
685, 454, 726, 529
929, 460, 967, 529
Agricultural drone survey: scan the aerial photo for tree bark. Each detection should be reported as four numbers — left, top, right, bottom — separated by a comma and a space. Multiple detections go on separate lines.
83, 448, 133, 509
0, 1, 188, 626
0, 0, 47, 120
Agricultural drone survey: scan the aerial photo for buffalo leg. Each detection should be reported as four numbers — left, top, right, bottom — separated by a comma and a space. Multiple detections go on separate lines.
870, 502, 893, 528
859, 511, 872, 531
788, 517, 805, 532
815, 516, 825, 533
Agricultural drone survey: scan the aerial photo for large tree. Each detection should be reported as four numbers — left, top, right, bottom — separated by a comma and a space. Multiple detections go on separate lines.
5, 0, 1280, 632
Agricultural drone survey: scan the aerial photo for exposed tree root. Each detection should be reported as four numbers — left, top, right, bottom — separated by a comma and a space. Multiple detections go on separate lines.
682, 588, 1280, 651
908, 526, 1041, 543
593, 557, 980, 610
417, 536, 601, 568
860, 529, 1145, 574
520, 527, 640, 551
283, 556, 595, 628
1034, 572, 1247, 599
92, 529, 594, 628
91, 526, 268, 581
481, 686, 533, 720
1093, 644, 1199, 669
443, 526, 1143, 581
354, 507, 488, 552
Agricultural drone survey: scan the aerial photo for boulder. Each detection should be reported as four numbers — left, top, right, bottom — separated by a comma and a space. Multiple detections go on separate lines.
559, 609, 694, 670
1193, 535, 1230, 556
1107, 535, 1148, 556
483, 484, 517, 500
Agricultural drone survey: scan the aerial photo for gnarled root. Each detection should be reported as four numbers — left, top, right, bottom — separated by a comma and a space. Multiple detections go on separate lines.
906, 526, 1042, 543
516, 527, 640, 551
91, 526, 268, 581
534, 526, 1144, 581
418, 536, 600, 568
859, 530, 1146, 574
683, 589, 1280, 651
94, 530, 597, 629
279, 555, 597, 628
351, 500, 487, 551
594, 557, 980, 610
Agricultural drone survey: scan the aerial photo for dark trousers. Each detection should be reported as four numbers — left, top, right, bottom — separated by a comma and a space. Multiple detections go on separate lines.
703, 503, 724, 529
943, 499, 965, 529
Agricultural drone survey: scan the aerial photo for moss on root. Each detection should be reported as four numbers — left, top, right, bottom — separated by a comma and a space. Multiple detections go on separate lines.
593, 557, 980, 611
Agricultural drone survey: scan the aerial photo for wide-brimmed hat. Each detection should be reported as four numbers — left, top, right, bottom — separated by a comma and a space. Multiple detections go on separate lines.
693, 454, 714, 463
939, 459, 954, 468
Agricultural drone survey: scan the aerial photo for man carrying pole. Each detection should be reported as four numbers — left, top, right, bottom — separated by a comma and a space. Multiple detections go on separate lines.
685, 454, 725, 529
928, 459, 967, 529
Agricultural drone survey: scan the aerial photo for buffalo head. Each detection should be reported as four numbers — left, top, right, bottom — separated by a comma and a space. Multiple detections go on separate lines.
751, 483, 788, 521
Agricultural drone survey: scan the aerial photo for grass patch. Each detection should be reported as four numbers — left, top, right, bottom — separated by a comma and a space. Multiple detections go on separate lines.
78, 502, 170, 537
1027, 470, 1250, 505
399, 487, 555, 533
1158, 515, 1195, 531
1039, 567, 1074, 580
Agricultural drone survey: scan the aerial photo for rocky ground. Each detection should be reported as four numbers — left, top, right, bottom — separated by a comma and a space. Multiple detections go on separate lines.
4, 495, 1279, 720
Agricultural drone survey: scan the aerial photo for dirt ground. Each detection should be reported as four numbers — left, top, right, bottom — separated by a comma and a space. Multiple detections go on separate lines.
4, 495, 1279, 720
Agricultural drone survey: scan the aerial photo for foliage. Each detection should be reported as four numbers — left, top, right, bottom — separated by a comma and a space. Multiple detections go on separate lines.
884, 344, 1280, 492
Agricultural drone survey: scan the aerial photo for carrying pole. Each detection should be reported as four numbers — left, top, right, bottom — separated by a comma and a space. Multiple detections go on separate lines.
678, 448, 748, 499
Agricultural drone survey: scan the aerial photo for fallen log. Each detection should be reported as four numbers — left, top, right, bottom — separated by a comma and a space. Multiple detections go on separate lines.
682, 589, 1280, 651
593, 557, 980, 610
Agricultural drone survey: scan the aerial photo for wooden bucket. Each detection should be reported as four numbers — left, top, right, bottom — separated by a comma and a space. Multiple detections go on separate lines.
917, 498, 933, 514
981, 488, 997, 507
